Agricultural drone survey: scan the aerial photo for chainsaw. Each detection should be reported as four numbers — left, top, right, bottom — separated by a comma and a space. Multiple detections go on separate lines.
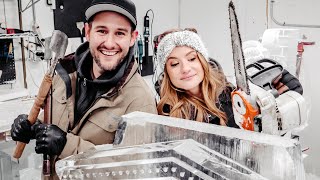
228, 1, 307, 136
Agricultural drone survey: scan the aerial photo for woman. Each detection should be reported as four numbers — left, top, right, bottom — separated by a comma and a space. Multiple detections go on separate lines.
156, 28, 239, 128
156, 28, 303, 130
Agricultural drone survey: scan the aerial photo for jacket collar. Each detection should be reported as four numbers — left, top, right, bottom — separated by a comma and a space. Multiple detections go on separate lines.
71, 60, 139, 134
103, 59, 138, 98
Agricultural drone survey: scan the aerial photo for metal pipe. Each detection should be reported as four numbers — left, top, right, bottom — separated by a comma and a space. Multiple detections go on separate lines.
17, 0, 28, 88
31, 0, 36, 23
270, 0, 320, 28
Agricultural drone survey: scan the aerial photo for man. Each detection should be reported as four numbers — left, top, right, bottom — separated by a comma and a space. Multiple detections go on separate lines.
11, 0, 157, 160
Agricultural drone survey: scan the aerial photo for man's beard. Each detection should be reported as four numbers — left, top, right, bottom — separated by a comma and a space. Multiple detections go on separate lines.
93, 58, 122, 71
91, 51, 124, 72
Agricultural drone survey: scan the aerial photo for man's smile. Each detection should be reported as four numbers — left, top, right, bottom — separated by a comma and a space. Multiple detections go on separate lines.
100, 50, 118, 56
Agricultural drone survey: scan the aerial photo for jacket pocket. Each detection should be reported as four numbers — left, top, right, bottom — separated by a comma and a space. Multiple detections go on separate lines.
87, 108, 120, 133
77, 108, 119, 145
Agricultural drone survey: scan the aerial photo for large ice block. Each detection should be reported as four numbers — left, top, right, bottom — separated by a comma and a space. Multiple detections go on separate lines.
0, 151, 13, 180
115, 112, 305, 180
57, 112, 305, 180
56, 139, 266, 180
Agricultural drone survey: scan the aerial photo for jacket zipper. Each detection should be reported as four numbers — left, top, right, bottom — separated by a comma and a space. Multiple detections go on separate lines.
75, 96, 101, 131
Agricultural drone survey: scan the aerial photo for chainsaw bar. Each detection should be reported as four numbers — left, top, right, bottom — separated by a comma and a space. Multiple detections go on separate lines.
228, 1, 250, 95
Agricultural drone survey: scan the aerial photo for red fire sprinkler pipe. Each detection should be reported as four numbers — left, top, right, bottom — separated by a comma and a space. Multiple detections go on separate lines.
296, 41, 315, 78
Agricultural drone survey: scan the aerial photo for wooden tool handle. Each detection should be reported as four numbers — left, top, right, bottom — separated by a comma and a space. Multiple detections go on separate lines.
13, 74, 52, 159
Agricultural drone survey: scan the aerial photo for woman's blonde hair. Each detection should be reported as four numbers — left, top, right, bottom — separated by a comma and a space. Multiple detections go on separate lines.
157, 49, 228, 125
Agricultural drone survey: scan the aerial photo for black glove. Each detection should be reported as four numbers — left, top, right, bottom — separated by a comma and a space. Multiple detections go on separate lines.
11, 114, 35, 143
33, 124, 67, 156
273, 69, 303, 95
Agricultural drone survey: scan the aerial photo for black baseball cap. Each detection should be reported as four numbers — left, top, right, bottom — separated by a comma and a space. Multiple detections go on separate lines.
85, 0, 137, 27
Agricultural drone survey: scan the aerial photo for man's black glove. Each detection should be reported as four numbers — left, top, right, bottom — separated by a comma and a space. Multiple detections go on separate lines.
33, 124, 67, 156
11, 114, 35, 143
273, 69, 303, 95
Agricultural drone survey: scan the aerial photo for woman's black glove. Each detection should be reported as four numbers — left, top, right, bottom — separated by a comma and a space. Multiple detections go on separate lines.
33, 123, 67, 156
11, 114, 36, 143
273, 69, 303, 95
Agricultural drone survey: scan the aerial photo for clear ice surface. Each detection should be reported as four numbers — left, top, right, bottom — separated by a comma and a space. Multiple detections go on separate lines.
0, 151, 13, 180
56, 112, 305, 180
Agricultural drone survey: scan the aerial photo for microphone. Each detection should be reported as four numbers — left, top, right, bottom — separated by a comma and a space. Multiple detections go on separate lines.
143, 14, 150, 61
143, 15, 150, 38
138, 38, 143, 70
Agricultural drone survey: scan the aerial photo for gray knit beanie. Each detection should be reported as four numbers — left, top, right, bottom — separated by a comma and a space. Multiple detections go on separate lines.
156, 30, 209, 70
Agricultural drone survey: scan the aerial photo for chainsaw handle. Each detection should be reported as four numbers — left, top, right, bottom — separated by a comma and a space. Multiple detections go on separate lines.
232, 91, 259, 131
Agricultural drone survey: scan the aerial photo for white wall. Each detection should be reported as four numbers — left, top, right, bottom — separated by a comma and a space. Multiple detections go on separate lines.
1, 0, 320, 178
179, 0, 267, 77
0, 0, 19, 29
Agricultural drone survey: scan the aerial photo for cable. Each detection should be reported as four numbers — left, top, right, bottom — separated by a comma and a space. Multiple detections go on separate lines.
26, 62, 40, 89
144, 9, 158, 85
142, 9, 160, 100
25, 57, 47, 89
146, 9, 162, 101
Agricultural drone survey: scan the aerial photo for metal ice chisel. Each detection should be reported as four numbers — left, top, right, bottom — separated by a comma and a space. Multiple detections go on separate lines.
13, 30, 68, 159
